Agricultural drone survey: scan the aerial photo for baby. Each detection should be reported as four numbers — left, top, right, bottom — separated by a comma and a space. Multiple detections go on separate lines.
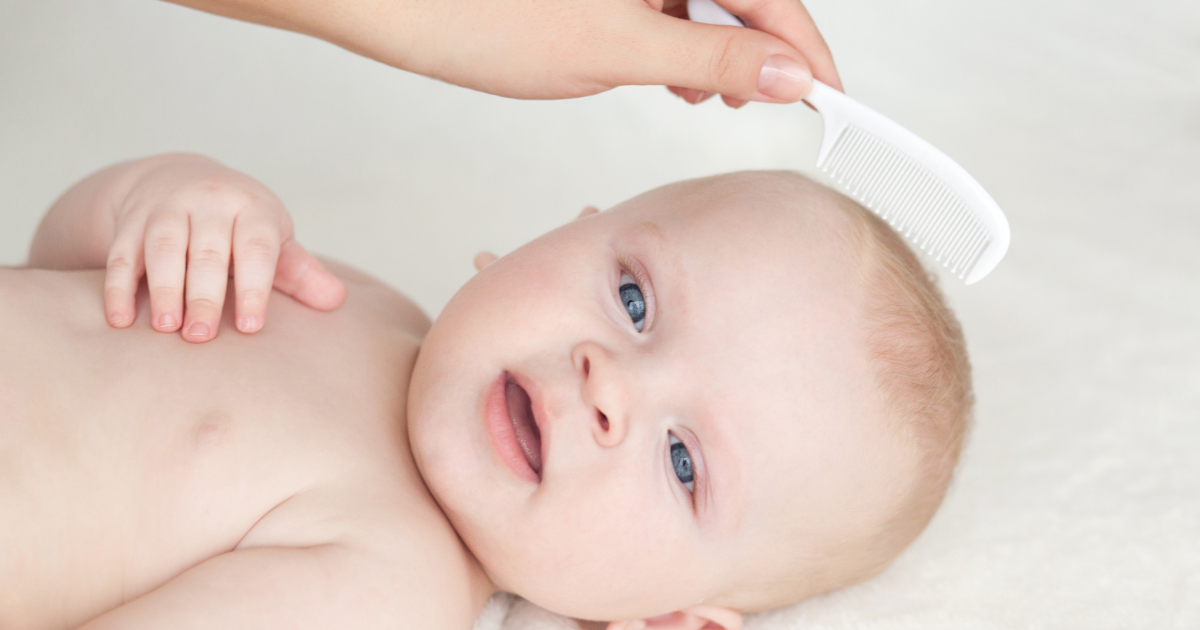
0, 153, 971, 630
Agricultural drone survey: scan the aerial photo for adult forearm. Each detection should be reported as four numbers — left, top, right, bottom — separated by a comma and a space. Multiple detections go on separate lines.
161, 0, 423, 75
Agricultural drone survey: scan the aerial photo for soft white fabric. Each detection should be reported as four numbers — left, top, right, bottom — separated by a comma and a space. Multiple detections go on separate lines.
2, 1, 1197, 628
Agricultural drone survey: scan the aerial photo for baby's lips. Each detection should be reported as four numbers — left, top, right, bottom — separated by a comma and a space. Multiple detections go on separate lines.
505, 371, 551, 479
484, 372, 541, 484
505, 377, 542, 475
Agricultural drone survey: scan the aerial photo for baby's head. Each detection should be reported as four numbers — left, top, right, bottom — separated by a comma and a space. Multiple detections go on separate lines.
408, 172, 972, 627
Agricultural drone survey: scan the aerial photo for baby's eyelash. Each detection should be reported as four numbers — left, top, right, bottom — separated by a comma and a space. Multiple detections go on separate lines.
616, 254, 649, 289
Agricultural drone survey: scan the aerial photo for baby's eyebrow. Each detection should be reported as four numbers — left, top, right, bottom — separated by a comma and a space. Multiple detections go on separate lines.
632, 220, 667, 244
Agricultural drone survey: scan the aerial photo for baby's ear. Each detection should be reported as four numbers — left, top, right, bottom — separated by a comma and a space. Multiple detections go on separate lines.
473, 251, 498, 272
577, 205, 600, 220
606, 606, 742, 630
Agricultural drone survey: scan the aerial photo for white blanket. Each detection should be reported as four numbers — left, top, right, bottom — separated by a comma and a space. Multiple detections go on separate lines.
2, 1, 1197, 628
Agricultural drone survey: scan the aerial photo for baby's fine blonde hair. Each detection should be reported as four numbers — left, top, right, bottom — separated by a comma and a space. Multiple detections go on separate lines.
841, 182, 973, 574
722, 173, 973, 613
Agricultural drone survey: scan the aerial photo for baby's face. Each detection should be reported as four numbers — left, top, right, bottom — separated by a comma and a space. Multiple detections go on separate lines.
408, 174, 918, 620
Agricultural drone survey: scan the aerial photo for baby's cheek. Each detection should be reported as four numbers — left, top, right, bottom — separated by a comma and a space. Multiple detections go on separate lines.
516, 499, 706, 618
567, 500, 679, 572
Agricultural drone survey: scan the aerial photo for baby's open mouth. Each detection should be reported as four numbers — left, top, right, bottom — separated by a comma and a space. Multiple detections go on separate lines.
505, 376, 542, 476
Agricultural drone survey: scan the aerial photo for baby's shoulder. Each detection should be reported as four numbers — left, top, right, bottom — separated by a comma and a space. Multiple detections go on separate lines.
320, 256, 432, 339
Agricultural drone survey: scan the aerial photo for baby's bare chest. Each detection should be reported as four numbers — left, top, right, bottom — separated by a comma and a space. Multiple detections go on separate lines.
0, 269, 431, 628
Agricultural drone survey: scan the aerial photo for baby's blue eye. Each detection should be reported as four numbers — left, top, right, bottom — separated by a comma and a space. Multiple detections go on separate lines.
619, 273, 646, 332
668, 433, 695, 493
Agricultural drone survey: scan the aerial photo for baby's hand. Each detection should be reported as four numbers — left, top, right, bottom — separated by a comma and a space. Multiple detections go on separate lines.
104, 154, 346, 343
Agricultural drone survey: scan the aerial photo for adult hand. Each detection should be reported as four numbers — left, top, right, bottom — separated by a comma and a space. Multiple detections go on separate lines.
164, 0, 841, 105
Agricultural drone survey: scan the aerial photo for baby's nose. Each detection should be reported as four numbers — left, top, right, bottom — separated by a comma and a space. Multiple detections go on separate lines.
571, 340, 630, 448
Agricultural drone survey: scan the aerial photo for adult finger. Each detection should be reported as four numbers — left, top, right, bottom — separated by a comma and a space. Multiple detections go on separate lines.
617, 8, 812, 104
181, 213, 234, 343
230, 213, 281, 333
668, 84, 717, 104
274, 240, 347, 312
142, 210, 190, 333
710, 0, 842, 92
103, 226, 146, 329
721, 94, 748, 108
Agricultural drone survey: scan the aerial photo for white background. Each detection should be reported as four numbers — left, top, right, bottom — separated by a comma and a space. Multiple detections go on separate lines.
2, 1, 1198, 627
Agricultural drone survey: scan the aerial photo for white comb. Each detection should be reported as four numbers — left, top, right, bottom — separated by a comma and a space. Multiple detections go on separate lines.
688, 0, 1010, 284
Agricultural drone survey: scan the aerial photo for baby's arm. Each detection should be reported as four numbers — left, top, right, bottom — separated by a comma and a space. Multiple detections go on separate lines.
28, 158, 147, 271
29, 153, 345, 342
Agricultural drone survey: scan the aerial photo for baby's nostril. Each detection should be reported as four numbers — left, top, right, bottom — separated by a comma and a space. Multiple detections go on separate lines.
598, 411, 609, 431
582, 357, 590, 377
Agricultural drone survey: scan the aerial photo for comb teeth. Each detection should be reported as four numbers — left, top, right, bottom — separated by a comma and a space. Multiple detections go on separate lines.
820, 125, 991, 279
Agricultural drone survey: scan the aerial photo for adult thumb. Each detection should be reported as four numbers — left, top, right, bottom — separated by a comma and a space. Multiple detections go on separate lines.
630, 11, 813, 103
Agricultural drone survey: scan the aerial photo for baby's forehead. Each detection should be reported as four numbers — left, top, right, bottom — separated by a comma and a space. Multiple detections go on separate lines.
613, 175, 863, 321
605, 173, 870, 373
615, 172, 860, 272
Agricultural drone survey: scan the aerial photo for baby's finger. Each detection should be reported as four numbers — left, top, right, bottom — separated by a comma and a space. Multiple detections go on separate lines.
103, 229, 145, 329
274, 240, 347, 312
142, 211, 190, 333
181, 215, 234, 343
230, 215, 281, 333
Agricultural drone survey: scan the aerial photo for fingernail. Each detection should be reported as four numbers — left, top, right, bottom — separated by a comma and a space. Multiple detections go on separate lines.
186, 322, 210, 339
158, 314, 177, 330
695, 91, 715, 103
757, 55, 811, 101
238, 316, 261, 332
109, 312, 127, 327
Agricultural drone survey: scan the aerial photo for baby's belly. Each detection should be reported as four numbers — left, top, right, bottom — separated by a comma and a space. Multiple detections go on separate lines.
0, 268, 418, 629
